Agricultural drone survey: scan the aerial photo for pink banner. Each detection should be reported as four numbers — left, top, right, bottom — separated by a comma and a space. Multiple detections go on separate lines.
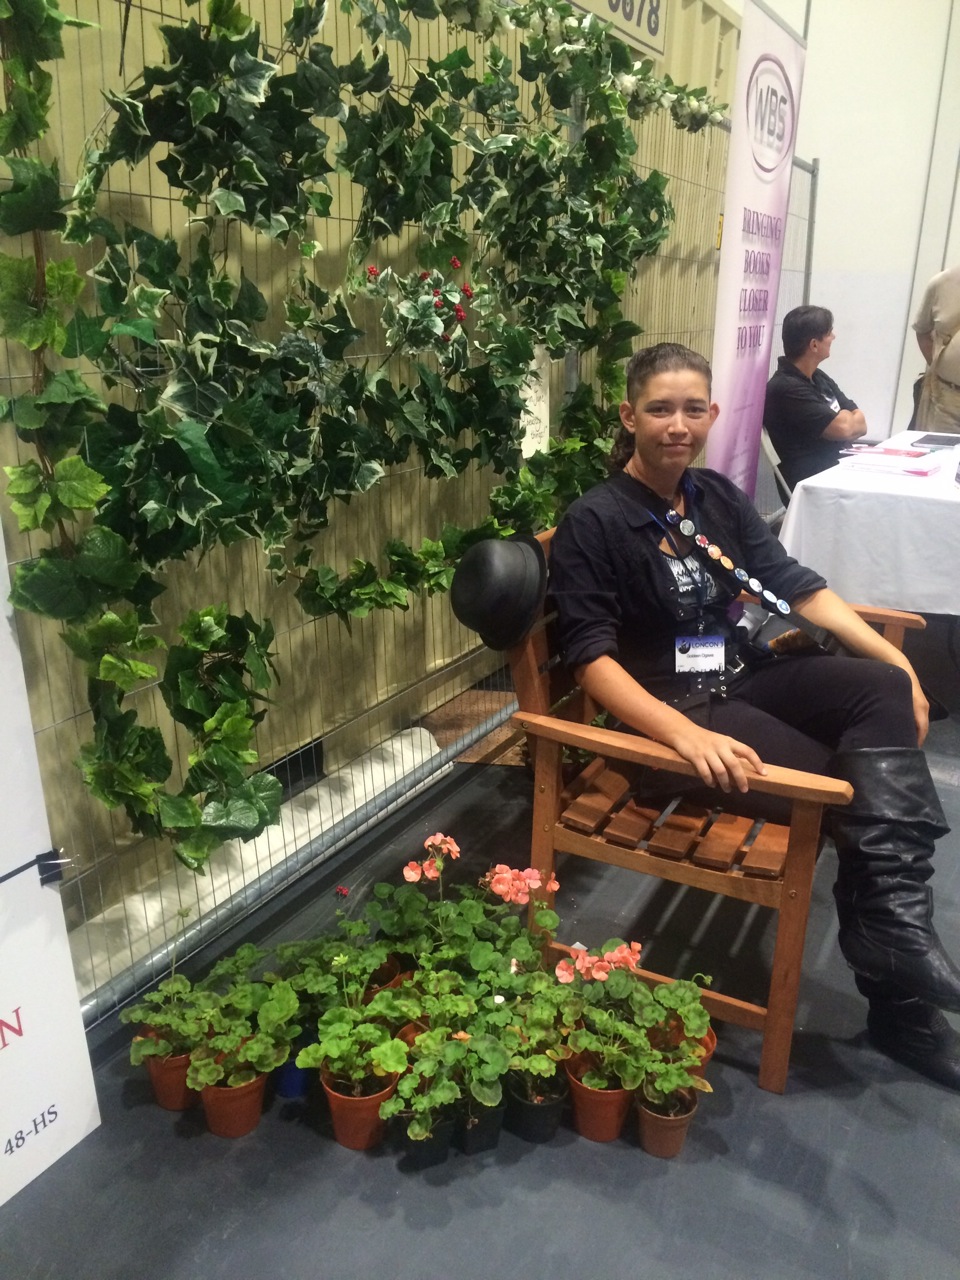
706, 0, 806, 495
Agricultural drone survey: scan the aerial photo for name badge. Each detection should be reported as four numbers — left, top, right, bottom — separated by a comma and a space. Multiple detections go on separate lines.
675, 634, 725, 673
825, 395, 840, 412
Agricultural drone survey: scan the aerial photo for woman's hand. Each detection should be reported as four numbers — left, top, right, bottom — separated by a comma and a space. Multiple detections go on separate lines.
661, 722, 767, 793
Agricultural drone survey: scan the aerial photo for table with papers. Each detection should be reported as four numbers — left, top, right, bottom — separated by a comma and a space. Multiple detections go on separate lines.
778, 431, 960, 615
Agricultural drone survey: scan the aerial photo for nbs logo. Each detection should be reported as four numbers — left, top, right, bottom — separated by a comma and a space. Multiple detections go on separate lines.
746, 55, 796, 177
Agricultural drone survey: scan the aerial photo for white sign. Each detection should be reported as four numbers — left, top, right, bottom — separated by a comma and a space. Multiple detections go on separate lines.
0, 539, 100, 1208
520, 346, 552, 459
570, 0, 668, 56
706, 0, 805, 495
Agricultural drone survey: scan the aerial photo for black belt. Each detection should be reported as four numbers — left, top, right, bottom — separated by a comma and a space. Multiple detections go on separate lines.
644, 652, 750, 706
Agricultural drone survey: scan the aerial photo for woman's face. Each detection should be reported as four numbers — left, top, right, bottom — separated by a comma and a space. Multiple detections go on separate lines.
619, 368, 718, 493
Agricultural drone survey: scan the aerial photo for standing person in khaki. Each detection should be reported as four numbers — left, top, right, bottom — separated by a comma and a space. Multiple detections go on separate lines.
913, 264, 960, 432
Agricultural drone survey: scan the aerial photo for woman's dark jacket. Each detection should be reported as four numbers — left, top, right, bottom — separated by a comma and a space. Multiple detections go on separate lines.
549, 468, 826, 686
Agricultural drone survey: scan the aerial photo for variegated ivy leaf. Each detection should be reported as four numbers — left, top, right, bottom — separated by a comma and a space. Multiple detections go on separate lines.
229, 49, 279, 104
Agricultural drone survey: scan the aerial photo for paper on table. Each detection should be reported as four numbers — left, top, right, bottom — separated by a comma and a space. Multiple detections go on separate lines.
839, 447, 942, 477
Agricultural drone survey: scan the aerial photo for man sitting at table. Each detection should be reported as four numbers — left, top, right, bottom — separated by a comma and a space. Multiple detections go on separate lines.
764, 305, 868, 492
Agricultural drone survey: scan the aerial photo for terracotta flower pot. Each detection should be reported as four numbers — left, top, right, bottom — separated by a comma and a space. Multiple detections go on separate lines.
321, 1071, 399, 1150
564, 1062, 635, 1143
145, 1051, 199, 1111
689, 1026, 717, 1079
201, 1073, 268, 1138
363, 955, 407, 1004
637, 1088, 698, 1159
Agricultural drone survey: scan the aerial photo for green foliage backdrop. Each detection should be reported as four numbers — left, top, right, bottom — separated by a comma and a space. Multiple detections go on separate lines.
0, 0, 723, 870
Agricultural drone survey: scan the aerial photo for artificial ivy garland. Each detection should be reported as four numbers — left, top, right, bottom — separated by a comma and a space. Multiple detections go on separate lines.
0, 0, 724, 869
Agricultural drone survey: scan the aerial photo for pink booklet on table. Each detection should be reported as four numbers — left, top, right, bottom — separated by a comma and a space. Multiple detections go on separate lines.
839, 447, 942, 477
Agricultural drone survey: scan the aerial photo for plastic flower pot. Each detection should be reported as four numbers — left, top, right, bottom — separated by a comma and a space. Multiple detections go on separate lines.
637, 1088, 698, 1159
564, 1061, 635, 1143
321, 1071, 399, 1151
454, 1102, 506, 1156
503, 1072, 568, 1144
398, 1115, 456, 1171
146, 1052, 199, 1112
200, 1073, 268, 1138
689, 1026, 717, 1080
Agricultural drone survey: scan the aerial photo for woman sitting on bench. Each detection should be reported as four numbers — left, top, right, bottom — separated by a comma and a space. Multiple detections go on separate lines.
547, 341, 960, 1091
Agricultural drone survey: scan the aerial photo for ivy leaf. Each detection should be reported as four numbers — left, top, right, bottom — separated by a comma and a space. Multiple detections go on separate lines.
0, 156, 66, 234
51, 455, 110, 510
9, 555, 99, 621
188, 85, 219, 126
112, 317, 157, 342
176, 473, 222, 525
157, 793, 204, 831
76, 526, 143, 590
354, 460, 384, 492
200, 798, 262, 836
62, 309, 110, 360
209, 0, 253, 35
230, 49, 279, 104
210, 187, 247, 217
98, 653, 158, 691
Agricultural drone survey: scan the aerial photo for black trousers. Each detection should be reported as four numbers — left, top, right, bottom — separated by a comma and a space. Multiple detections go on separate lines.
634, 654, 918, 821
709, 653, 918, 774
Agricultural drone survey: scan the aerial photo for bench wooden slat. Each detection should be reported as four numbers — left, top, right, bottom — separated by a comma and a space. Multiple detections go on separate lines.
740, 821, 790, 878
603, 800, 660, 848
693, 812, 754, 870
561, 766, 633, 833
646, 803, 712, 859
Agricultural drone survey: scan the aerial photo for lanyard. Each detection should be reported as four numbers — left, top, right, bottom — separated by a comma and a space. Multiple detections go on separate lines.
634, 475, 715, 624
663, 496, 844, 654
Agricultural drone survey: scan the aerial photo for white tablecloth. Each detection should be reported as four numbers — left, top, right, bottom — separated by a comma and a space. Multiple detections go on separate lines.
779, 432, 960, 614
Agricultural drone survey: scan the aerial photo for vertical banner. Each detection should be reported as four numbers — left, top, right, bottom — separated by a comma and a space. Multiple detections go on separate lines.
706, 0, 806, 494
0, 537, 100, 1208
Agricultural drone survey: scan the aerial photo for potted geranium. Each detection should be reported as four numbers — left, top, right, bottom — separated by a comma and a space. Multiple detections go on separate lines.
186, 977, 301, 1137
120, 975, 218, 1111
557, 946, 713, 1147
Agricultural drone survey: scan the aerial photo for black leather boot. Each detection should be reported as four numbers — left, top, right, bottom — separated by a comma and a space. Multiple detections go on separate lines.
829, 747, 960, 1013
855, 974, 960, 1091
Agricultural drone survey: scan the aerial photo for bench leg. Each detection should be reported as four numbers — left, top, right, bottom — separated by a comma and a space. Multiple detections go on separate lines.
759, 802, 823, 1093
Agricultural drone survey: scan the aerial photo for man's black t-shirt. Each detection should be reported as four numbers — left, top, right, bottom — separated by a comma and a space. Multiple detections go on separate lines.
764, 357, 858, 489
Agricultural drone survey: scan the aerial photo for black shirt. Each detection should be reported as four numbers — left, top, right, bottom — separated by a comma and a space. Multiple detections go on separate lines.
764, 357, 858, 488
550, 468, 826, 684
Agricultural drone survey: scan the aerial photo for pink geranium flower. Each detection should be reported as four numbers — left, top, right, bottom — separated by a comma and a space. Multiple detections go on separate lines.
421, 857, 441, 881
402, 861, 422, 883
425, 833, 460, 859
555, 959, 576, 983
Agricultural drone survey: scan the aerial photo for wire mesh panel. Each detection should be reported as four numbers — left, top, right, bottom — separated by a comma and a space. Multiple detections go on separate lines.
0, 0, 812, 1024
